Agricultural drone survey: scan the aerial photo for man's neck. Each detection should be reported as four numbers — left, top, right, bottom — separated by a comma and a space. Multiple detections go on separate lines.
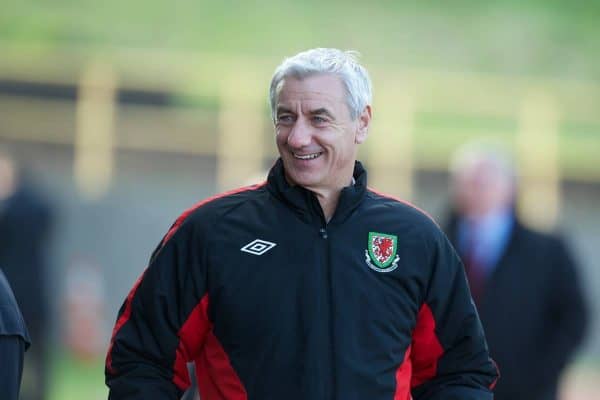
283, 168, 355, 223
313, 176, 356, 223
315, 189, 342, 223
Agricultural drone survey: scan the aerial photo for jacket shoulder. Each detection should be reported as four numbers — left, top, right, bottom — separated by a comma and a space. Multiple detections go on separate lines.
366, 189, 441, 234
163, 183, 268, 243
513, 222, 569, 250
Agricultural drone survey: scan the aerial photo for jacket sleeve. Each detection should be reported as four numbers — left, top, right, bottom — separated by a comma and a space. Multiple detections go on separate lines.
411, 229, 499, 400
105, 214, 211, 400
0, 336, 27, 400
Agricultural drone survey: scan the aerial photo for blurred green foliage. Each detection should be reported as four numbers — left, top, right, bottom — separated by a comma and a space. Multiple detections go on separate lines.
1, 0, 599, 79
49, 353, 107, 400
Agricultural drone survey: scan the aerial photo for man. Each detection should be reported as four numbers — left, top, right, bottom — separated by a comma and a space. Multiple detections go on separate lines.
445, 143, 588, 400
0, 268, 31, 400
0, 148, 53, 400
106, 48, 498, 400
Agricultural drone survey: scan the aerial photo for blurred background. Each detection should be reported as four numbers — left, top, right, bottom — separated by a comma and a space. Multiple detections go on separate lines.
0, 1, 598, 399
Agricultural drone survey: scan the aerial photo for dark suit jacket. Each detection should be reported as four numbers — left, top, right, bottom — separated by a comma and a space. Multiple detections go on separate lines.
445, 213, 588, 400
0, 182, 53, 337
0, 268, 30, 400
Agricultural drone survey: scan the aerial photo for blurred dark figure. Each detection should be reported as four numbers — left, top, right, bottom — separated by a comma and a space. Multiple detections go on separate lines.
444, 143, 588, 400
0, 267, 31, 400
0, 149, 53, 400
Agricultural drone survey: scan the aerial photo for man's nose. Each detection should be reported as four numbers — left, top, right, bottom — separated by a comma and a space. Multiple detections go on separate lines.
287, 118, 312, 148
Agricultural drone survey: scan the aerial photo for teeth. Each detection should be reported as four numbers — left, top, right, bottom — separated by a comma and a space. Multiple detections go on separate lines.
293, 152, 322, 160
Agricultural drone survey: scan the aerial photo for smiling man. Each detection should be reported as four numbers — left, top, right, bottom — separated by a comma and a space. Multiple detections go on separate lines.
274, 72, 370, 221
106, 48, 498, 400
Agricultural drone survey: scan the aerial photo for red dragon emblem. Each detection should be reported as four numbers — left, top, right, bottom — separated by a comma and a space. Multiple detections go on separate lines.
373, 237, 394, 264
366, 232, 399, 271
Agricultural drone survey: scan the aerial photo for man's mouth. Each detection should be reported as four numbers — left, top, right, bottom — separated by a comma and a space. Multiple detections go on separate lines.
293, 152, 323, 160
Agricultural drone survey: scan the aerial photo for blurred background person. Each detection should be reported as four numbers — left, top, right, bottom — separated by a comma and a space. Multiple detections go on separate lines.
0, 148, 54, 400
444, 142, 589, 400
0, 267, 31, 400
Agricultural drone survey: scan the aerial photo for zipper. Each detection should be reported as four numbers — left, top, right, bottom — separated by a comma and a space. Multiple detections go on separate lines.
318, 223, 336, 398
319, 227, 328, 239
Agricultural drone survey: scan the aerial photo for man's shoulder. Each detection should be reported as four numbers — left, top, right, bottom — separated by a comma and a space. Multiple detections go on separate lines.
172, 183, 268, 230
514, 221, 566, 247
514, 223, 577, 262
365, 188, 440, 230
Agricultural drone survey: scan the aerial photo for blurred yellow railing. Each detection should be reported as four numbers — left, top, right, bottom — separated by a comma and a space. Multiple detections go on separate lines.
1, 43, 599, 227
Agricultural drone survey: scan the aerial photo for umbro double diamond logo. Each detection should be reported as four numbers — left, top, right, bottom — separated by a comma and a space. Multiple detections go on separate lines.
240, 239, 277, 256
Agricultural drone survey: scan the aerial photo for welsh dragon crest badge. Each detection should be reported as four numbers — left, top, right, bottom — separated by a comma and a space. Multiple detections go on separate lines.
365, 232, 400, 273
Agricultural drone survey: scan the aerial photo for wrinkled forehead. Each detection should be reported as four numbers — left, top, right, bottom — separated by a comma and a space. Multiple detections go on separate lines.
275, 74, 350, 114
278, 74, 345, 98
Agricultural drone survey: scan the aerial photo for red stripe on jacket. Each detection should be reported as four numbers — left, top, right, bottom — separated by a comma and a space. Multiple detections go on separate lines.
195, 324, 248, 399
410, 303, 444, 388
105, 271, 147, 374
394, 345, 413, 400
173, 294, 211, 388
172, 293, 247, 397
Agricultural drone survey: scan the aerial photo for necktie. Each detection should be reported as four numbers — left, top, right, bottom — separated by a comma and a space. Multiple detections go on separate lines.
463, 224, 486, 307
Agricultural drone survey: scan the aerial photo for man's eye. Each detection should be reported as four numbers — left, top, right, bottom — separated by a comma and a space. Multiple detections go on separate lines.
312, 116, 327, 124
277, 115, 294, 124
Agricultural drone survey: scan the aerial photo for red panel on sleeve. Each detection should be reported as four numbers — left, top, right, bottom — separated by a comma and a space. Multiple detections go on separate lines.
394, 345, 413, 400
173, 294, 212, 390
411, 303, 444, 388
195, 330, 248, 400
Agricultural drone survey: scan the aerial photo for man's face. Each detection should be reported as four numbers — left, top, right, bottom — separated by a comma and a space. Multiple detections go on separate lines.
452, 157, 514, 219
274, 74, 370, 193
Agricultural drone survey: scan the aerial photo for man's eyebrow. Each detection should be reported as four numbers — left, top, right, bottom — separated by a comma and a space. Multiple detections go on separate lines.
276, 106, 294, 115
310, 108, 335, 120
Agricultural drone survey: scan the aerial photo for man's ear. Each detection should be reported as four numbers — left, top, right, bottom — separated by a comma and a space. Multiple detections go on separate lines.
355, 105, 372, 144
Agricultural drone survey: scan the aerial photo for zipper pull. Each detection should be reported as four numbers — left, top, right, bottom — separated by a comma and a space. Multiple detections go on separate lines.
319, 228, 328, 239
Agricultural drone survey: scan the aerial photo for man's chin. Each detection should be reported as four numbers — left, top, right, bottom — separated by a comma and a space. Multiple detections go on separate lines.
284, 171, 322, 189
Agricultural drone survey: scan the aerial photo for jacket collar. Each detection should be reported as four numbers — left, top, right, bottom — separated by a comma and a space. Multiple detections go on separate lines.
266, 158, 367, 225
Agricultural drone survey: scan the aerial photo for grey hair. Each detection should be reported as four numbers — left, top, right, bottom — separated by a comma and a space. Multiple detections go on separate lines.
450, 140, 517, 184
269, 48, 373, 121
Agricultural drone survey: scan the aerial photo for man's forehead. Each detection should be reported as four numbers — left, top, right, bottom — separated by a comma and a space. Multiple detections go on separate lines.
276, 75, 346, 104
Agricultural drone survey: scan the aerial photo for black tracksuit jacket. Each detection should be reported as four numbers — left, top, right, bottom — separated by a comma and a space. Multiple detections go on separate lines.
106, 159, 498, 400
